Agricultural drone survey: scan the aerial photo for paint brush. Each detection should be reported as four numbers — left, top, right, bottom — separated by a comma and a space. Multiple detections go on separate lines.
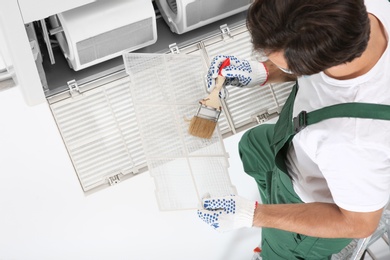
188, 58, 230, 139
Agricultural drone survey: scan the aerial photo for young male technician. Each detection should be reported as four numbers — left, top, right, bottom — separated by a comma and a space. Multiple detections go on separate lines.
197, 0, 390, 258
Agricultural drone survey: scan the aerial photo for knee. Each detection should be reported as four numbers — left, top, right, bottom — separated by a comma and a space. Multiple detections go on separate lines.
239, 124, 275, 150
239, 124, 275, 160
238, 124, 276, 178
238, 128, 255, 158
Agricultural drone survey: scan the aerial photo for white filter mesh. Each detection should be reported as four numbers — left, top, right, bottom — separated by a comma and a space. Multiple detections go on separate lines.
123, 53, 236, 210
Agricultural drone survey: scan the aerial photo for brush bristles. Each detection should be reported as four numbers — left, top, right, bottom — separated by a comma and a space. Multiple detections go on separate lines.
188, 116, 217, 139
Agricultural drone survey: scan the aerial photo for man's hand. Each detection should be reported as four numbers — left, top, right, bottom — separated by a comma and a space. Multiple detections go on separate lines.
197, 195, 258, 232
206, 55, 269, 99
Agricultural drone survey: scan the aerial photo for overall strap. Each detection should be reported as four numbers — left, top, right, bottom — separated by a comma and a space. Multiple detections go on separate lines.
293, 102, 390, 133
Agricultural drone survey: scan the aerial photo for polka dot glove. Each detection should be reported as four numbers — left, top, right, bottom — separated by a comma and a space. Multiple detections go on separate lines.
197, 195, 258, 232
206, 55, 268, 99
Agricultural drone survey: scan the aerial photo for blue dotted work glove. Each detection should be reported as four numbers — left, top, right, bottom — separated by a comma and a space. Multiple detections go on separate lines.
197, 195, 258, 232
206, 55, 268, 99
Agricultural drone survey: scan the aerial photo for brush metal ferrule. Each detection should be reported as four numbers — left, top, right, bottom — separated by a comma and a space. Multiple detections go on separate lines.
195, 104, 221, 122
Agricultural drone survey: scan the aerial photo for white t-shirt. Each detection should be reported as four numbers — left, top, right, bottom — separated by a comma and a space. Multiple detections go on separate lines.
286, 0, 390, 212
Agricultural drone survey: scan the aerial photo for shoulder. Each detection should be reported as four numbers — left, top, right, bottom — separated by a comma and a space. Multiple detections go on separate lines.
294, 117, 390, 164
303, 117, 390, 150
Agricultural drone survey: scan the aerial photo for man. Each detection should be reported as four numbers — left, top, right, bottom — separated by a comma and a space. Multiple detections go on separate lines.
197, 0, 390, 259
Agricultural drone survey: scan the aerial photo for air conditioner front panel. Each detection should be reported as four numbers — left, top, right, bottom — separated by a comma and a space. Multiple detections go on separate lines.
76, 17, 156, 66
58, 0, 155, 40
54, 0, 157, 70
156, 0, 250, 34
185, 0, 250, 28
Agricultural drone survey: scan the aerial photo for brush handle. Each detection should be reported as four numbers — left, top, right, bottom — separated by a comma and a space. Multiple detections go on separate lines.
200, 58, 230, 109
199, 75, 225, 109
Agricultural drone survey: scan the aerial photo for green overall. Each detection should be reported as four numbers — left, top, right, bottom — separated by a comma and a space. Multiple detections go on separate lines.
239, 83, 390, 259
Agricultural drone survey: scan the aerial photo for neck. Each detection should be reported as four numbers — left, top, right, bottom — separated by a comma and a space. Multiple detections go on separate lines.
324, 14, 387, 80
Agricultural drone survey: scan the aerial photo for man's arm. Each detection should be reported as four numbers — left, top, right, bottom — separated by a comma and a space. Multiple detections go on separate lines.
253, 202, 383, 238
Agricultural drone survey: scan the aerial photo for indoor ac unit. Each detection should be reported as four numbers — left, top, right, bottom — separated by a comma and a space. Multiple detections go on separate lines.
155, 0, 251, 34
50, 0, 157, 71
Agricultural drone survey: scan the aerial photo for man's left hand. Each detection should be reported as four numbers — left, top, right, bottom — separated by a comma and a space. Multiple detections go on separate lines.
197, 195, 257, 232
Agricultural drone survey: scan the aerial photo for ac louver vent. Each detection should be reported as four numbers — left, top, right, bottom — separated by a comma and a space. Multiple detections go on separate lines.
166, 0, 177, 14
50, 77, 147, 192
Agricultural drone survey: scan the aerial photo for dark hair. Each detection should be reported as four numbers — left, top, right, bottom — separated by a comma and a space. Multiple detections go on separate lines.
247, 0, 370, 76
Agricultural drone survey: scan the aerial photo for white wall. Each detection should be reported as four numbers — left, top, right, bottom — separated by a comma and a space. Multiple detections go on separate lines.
0, 86, 262, 260
1, 86, 389, 259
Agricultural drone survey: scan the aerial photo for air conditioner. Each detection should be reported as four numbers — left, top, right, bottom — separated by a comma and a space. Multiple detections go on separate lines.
155, 0, 251, 34
50, 0, 157, 71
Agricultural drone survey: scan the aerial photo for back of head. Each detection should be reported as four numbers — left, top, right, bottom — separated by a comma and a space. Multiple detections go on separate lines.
247, 0, 370, 76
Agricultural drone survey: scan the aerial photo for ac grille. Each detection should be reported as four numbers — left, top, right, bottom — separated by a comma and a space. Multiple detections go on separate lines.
76, 17, 154, 65
50, 77, 146, 191
50, 24, 293, 195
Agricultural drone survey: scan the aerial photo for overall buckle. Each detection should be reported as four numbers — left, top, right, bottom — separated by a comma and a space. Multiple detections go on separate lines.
293, 111, 307, 133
